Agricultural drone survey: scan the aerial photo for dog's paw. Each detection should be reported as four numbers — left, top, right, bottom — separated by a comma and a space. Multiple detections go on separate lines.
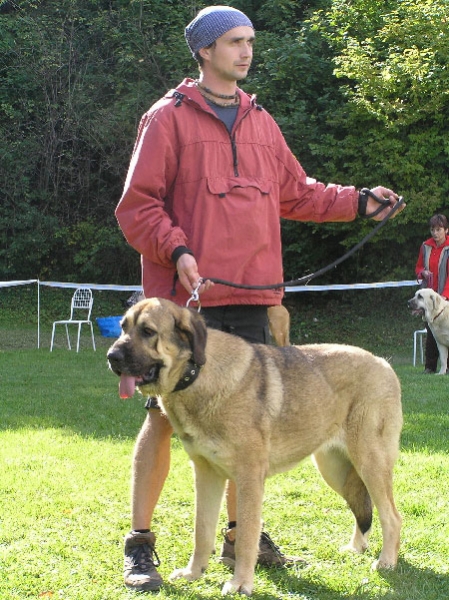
340, 529, 369, 555
169, 566, 202, 582
340, 541, 368, 554
371, 558, 396, 571
221, 579, 253, 596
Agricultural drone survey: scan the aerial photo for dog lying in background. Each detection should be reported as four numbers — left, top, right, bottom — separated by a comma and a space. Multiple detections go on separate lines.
108, 297, 402, 597
408, 288, 449, 374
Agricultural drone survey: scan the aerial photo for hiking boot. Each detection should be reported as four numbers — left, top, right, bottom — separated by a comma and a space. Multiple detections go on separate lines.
124, 530, 163, 591
219, 527, 306, 569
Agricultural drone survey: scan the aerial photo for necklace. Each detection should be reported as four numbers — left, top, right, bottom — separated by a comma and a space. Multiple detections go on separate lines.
195, 83, 240, 108
196, 80, 237, 100
200, 92, 240, 108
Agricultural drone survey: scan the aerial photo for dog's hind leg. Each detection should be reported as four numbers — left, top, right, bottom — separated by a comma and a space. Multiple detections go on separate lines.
170, 456, 226, 582
312, 447, 372, 554
355, 453, 402, 570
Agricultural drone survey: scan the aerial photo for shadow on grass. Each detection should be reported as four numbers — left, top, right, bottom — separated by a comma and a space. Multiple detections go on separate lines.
376, 558, 449, 600
159, 557, 449, 599
260, 558, 449, 600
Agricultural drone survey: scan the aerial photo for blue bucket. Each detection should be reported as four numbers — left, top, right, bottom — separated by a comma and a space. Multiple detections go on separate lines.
96, 316, 122, 338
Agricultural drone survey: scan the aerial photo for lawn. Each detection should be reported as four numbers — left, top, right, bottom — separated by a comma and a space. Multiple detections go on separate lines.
1, 287, 449, 599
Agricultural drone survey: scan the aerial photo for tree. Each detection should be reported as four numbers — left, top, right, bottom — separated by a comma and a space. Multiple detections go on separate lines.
279, 0, 449, 281
2, 0, 449, 284
0, 0, 198, 281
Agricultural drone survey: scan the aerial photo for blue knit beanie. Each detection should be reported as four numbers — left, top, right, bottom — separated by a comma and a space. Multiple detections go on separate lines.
185, 5, 254, 59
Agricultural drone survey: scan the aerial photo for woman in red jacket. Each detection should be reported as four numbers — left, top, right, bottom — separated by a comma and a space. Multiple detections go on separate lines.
415, 213, 449, 373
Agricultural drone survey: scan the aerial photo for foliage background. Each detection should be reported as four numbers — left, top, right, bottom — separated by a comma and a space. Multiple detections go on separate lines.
1, 0, 449, 285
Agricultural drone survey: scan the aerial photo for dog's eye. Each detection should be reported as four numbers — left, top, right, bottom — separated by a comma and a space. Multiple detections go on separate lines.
142, 327, 157, 338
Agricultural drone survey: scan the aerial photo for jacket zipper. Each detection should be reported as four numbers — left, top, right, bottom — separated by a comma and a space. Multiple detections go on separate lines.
186, 93, 255, 178
230, 135, 239, 177
229, 107, 254, 177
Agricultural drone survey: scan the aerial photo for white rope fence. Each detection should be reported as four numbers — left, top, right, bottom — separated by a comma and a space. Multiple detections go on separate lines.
1, 279, 419, 348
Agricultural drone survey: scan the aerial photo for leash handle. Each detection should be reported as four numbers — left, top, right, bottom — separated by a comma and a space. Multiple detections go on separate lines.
358, 188, 393, 219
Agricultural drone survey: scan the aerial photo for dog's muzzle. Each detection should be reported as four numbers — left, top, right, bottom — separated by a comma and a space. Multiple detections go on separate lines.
107, 346, 162, 398
407, 298, 424, 317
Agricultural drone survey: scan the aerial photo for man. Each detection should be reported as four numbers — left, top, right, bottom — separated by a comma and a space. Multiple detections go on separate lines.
115, 5, 403, 592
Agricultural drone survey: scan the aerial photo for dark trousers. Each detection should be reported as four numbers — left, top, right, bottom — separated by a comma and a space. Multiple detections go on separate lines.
201, 305, 270, 345
425, 323, 448, 372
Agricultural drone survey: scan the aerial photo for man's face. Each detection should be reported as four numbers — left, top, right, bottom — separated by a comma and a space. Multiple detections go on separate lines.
200, 26, 254, 82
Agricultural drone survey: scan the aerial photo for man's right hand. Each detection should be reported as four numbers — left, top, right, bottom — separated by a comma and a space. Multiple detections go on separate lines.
176, 253, 214, 295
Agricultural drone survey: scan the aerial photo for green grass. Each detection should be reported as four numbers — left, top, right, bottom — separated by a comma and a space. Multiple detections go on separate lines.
1, 288, 449, 599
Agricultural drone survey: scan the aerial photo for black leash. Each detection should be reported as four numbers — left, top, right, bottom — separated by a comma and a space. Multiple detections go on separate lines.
204, 193, 405, 290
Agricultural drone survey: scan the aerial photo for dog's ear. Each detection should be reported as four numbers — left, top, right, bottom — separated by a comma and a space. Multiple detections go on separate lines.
431, 291, 441, 312
175, 308, 208, 366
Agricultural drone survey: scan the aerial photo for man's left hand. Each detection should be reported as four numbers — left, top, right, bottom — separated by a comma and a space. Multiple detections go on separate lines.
367, 186, 405, 221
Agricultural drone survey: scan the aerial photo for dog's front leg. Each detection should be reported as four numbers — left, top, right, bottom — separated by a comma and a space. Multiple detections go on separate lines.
170, 456, 226, 583
221, 466, 266, 596
435, 342, 448, 375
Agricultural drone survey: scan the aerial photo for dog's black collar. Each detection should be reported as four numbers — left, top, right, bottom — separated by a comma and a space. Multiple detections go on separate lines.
173, 360, 202, 392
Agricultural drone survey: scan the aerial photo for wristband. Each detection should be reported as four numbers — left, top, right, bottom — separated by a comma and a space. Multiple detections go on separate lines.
358, 189, 369, 217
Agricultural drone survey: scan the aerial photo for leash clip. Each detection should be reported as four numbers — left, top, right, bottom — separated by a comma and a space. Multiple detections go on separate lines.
186, 280, 202, 311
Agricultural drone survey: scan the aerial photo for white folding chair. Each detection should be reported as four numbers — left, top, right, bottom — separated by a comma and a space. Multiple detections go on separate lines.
413, 328, 426, 366
50, 288, 96, 352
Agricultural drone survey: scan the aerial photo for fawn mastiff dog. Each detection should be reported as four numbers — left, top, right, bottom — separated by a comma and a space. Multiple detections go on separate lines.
408, 287, 449, 374
107, 297, 402, 596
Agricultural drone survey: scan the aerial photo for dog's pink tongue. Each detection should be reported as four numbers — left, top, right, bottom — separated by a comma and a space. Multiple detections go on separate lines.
119, 375, 137, 399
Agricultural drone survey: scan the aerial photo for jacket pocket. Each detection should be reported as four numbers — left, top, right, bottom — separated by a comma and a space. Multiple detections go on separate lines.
206, 176, 272, 197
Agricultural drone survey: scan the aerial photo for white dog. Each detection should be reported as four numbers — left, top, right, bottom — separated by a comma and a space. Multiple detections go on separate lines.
408, 288, 449, 374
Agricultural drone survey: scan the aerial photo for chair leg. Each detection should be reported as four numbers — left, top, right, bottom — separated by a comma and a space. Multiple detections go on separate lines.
413, 330, 426, 366
76, 323, 82, 352
420, 333, 424, 364
50, 324, 56, 351
413, 331, 417, 367
65, 324, 72, 350
89, 323, 96, 351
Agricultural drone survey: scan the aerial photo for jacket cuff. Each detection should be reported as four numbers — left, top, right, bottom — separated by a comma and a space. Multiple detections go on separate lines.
171, 246, 194, 264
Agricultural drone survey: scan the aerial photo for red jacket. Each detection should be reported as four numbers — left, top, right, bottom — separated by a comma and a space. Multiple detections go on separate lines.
116, 78, 359, 307
415, 236, 449, 298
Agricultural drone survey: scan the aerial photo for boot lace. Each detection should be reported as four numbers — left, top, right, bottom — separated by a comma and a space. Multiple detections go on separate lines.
127, 541, 161, 572
259, 531, 285, 558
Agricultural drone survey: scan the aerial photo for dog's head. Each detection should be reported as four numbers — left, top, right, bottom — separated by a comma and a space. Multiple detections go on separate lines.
407, 288, 442, 320
107, 297, 207, 398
